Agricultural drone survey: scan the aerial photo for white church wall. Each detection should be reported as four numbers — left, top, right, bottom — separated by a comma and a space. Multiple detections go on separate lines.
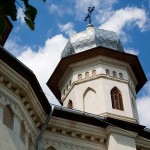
63, 79, 104, 114
107, 132, 136, 150
102, 78, 136, 122
61, 56, 138, 123
0, 92, 38, 150
106, 127, 137, 150
0, 104, 27, 150
13, 116, 21, 137
0, 81, 38, 149
0, 106, 3, 120
128, 87, 139, 122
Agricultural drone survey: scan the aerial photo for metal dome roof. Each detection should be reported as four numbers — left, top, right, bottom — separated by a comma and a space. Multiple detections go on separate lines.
61, 25, 124, 58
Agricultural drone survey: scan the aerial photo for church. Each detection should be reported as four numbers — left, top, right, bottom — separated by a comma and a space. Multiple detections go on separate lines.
0, 15, 150, 150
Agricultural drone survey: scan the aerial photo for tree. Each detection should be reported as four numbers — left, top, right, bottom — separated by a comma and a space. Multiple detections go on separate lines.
0, 0, 46, 30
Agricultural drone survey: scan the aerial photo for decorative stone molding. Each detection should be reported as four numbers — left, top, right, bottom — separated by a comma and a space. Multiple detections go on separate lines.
0, 91, 37, 141
46, 117, 107, 146
136, 136, 150, 150
0, 66, 45, 128
41, 138, 106, 150
81, 134, 85, 139
59, 55, 137, 101
71, 132, 76, 137
136, 146, 150, 150
106, 126, 137, 139
61, 72, 134, 102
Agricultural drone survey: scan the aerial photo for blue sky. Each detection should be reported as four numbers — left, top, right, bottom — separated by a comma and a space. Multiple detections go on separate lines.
4, 0, 150, 127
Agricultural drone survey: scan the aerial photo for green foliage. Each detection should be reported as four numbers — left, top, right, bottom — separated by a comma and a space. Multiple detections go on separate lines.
24, 5, 37, 30
0, 0, 46, 30
0, 0, 17, 21
0, 16, 7, 41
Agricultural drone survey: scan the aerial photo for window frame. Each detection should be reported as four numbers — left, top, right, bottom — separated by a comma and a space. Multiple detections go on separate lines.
3, 105, 14, 129
111, 87, 124, 111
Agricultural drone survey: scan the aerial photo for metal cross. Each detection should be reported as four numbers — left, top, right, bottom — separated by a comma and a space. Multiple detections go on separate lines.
84, 6, 95, 24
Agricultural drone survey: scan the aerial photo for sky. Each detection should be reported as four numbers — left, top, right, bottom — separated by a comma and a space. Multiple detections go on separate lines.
4, 0, 150, 128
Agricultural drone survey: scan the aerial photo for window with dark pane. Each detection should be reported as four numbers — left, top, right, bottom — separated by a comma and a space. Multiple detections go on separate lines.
67, 100, 73, 109
113, 71, 117, 78
48, 146, 56, 150
3, 105, 14, 129
111, 87, 124, 110
106, 69, 110, 76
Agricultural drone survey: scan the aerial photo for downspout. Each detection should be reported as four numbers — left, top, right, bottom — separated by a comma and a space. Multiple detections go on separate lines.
36, 105, 55, 150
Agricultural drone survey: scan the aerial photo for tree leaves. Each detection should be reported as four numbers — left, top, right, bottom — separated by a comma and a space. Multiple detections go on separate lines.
24, 4, 37, 30
24, 17, 34, 30
0, 0, 46, 30
0, 16, 7, 41
0, 0, 17, 21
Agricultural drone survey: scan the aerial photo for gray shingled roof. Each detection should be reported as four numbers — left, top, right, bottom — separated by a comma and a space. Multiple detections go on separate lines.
61, 26, 124, 58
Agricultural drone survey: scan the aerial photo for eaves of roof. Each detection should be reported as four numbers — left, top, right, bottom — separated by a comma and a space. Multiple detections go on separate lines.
47, 46, 147, 101
0, 46, 50, 114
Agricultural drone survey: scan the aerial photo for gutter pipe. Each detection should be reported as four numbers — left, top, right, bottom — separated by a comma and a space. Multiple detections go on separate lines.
36, 105, 55, 150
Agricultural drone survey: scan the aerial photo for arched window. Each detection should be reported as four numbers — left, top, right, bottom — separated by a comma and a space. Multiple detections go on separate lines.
106, 69, 110, 76
78, 74, 82, 81
83, 87, 97, 113
119, 73, 123, 79
3, 105, 14, 129
92, 70, 96, 77
69, 80, 71, 86
47, 146, 56, 150
63, 89, 65, 95
66, 85, 68, 90
113, 71, 117, 78
111, 87, 124, 110
85, 72, 89, 79
67, 100, 73, 109
20, 121, 26, 144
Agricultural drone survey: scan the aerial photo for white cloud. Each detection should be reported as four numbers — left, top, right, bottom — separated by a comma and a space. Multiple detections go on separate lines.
17, 8, 25, 24
75, 2, 149, 44
4, 38, 27, 56
49, 4, 60, 14
125, 48, 139, 55
48, 3, 73, 16
58, 22, 76, 37
137, 81, 150, 128
17, 34, 68, 105
100, 7, 148, 34
75, 0, 117, 21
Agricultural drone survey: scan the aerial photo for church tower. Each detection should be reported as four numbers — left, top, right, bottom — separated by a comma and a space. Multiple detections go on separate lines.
47, 25, 147, 124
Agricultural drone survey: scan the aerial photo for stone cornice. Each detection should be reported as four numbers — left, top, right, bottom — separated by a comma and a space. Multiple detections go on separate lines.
61, 73, 136, 102
0, 61, 46, 128
101, 112, 138, 124
136, 136, 150, 149
106, 126, 137, 138
41, 136, 106, 150
44, 116, 107, 145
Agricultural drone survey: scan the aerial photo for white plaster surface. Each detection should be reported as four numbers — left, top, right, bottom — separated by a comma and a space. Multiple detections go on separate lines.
0, 122, 26, 150
62, 56, 138, 122
107, 133, 136, 150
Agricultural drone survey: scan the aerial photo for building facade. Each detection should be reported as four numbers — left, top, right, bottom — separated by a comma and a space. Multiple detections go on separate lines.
0, 25, 150, 150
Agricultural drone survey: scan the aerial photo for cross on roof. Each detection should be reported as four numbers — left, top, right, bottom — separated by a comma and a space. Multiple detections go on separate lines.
84, 6, 95, 25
